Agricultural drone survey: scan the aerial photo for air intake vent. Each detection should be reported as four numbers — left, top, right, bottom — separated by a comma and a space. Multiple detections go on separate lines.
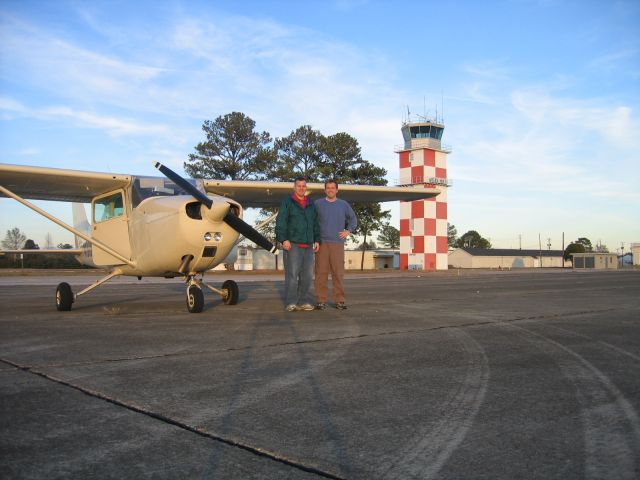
202, 246, 217, 257
186, 202, 202, 219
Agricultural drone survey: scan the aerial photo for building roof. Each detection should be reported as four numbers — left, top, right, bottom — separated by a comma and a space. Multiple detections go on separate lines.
459, 248, 565, 257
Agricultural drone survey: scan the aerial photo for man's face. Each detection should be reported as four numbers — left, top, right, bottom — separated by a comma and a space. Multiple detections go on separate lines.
324, 182, 338, 199
294, 180, 307, 198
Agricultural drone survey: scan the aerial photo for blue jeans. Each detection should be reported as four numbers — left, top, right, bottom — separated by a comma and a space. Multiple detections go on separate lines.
283, 244, 315, 306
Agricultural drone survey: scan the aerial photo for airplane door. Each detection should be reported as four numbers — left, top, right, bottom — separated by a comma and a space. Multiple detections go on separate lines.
91, 189, 132, 265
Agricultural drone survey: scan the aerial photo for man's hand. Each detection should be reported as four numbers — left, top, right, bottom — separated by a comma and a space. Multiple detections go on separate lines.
339, 229, 350, 240
313, 242, 320, 252
282, 240, 292, 251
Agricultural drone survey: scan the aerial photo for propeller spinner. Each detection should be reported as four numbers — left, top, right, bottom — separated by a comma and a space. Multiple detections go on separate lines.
153, 162, 277, 254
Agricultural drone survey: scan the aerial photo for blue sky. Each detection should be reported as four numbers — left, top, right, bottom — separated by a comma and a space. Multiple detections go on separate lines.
1, 0, 639, 252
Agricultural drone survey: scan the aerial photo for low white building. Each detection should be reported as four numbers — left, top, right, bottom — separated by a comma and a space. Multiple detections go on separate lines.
344, 249, 398, 270
632, 243, 640, 266
448, 248, 566, 269
571, 252, 618, 269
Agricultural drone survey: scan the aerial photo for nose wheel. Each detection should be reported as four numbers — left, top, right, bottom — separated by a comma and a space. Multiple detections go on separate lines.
186, 284, 204, 313
185, 276, 240, 313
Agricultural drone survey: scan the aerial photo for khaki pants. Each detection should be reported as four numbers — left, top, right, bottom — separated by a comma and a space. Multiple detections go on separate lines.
315, 242, 345, 303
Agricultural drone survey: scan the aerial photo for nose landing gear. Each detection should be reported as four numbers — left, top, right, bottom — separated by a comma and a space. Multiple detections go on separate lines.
186, 283, 204, 313
184, 275, 240, 313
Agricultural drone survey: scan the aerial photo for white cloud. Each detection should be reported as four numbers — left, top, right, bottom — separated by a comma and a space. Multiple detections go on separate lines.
0, 97, 169, 137
17, 147, 40, 156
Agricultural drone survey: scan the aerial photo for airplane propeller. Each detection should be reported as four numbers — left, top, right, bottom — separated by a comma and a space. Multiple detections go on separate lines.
154, 162, 277, 254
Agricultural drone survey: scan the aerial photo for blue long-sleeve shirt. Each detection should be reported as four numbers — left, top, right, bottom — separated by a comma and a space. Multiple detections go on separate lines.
314, 198, 357, 244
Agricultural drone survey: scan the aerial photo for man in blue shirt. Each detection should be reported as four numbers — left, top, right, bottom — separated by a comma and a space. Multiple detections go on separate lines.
314, 180, 357, 310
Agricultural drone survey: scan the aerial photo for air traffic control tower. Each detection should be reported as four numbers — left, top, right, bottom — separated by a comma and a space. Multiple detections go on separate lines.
397, 118, 451, 270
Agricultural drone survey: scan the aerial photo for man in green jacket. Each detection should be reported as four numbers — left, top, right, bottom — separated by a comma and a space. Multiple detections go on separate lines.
275, 177, 321, 312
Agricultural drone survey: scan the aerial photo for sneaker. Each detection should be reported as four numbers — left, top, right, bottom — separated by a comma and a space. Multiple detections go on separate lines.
315, 302, 328, 310
299, 303, 315, 311
336, 302, 347, 310
285, 304, 298, 312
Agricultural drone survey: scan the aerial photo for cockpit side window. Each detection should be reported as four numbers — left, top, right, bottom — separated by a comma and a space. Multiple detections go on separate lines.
94, 191, 124, 223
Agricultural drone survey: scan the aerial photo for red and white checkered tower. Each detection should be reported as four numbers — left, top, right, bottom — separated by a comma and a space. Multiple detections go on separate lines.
397, 118, 451, 270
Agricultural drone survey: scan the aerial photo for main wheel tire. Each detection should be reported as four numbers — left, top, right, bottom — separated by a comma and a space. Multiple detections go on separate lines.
56, 282, 73, 311
186, 285, 204, 313
222, 280, 239, 305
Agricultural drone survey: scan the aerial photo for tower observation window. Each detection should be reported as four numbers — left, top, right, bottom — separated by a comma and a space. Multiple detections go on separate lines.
410, 125, 443, 140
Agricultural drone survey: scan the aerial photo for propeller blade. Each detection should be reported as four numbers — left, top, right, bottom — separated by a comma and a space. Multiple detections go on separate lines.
223, 213, 277, 254
154, 161, 277, 254
153, 161, 212, 209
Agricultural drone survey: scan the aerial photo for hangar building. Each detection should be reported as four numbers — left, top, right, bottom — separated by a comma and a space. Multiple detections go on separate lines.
449, 248, 566, 269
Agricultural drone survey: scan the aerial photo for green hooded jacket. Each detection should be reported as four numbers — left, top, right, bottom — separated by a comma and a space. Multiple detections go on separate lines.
275, 196, 321, 246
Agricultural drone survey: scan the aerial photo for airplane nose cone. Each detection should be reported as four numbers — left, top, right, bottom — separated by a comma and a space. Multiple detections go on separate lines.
202, 199, 230, 222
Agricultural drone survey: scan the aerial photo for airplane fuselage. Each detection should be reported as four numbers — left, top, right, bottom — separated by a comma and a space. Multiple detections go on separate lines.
84, 181, 243, 277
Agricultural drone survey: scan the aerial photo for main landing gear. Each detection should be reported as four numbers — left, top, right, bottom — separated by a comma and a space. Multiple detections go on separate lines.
184, 275, 239, 313
54, 269, 240, 313
55, 269, 123, 311
55, 282, 74, 311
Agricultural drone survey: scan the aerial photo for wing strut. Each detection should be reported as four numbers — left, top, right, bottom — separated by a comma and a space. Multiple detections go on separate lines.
0, 184, 136, 267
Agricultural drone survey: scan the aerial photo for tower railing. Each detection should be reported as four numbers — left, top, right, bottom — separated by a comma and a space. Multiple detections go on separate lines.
394, 143, 452, 153
394, 177, 452, 187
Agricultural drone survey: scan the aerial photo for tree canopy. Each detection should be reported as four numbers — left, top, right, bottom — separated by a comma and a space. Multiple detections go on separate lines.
575, 237, 593, 252
378, 223, 400, 249
353, 203, 391, 269
0, 228, 85, 269
447, 223, 458, 247
185, 112, 274, 180
1, 227, 26, 250
270, 125, 325, 181
454, 230, 492, 249
564, 242, 586, 261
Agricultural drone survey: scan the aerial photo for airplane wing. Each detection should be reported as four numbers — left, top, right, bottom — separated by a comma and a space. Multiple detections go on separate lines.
203, 180, 439, 208
0, 163, 132, 202
0, 163, 438, 207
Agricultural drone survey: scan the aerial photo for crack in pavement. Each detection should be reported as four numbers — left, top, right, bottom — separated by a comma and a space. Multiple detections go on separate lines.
0, 357, 345, 480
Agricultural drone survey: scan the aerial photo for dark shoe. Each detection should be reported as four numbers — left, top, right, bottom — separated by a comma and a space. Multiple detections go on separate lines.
315, 302, 328, 310
336, 302, 347, 310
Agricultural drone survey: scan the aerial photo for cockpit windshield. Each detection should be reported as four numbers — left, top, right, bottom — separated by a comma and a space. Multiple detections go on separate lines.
131, 176, 201, 208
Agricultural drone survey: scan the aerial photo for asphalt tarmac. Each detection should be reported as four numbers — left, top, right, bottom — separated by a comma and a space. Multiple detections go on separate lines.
1, 269, 639, 479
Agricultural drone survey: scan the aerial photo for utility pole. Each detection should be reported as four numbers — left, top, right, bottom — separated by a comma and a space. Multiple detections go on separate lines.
538, 233, 542, 268
562, 232, 565, 269
547, 238, 551, 250
519, 234, 522, 250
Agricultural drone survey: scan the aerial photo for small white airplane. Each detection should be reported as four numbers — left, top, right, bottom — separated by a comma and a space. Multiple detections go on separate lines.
0, 162, 439, 312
